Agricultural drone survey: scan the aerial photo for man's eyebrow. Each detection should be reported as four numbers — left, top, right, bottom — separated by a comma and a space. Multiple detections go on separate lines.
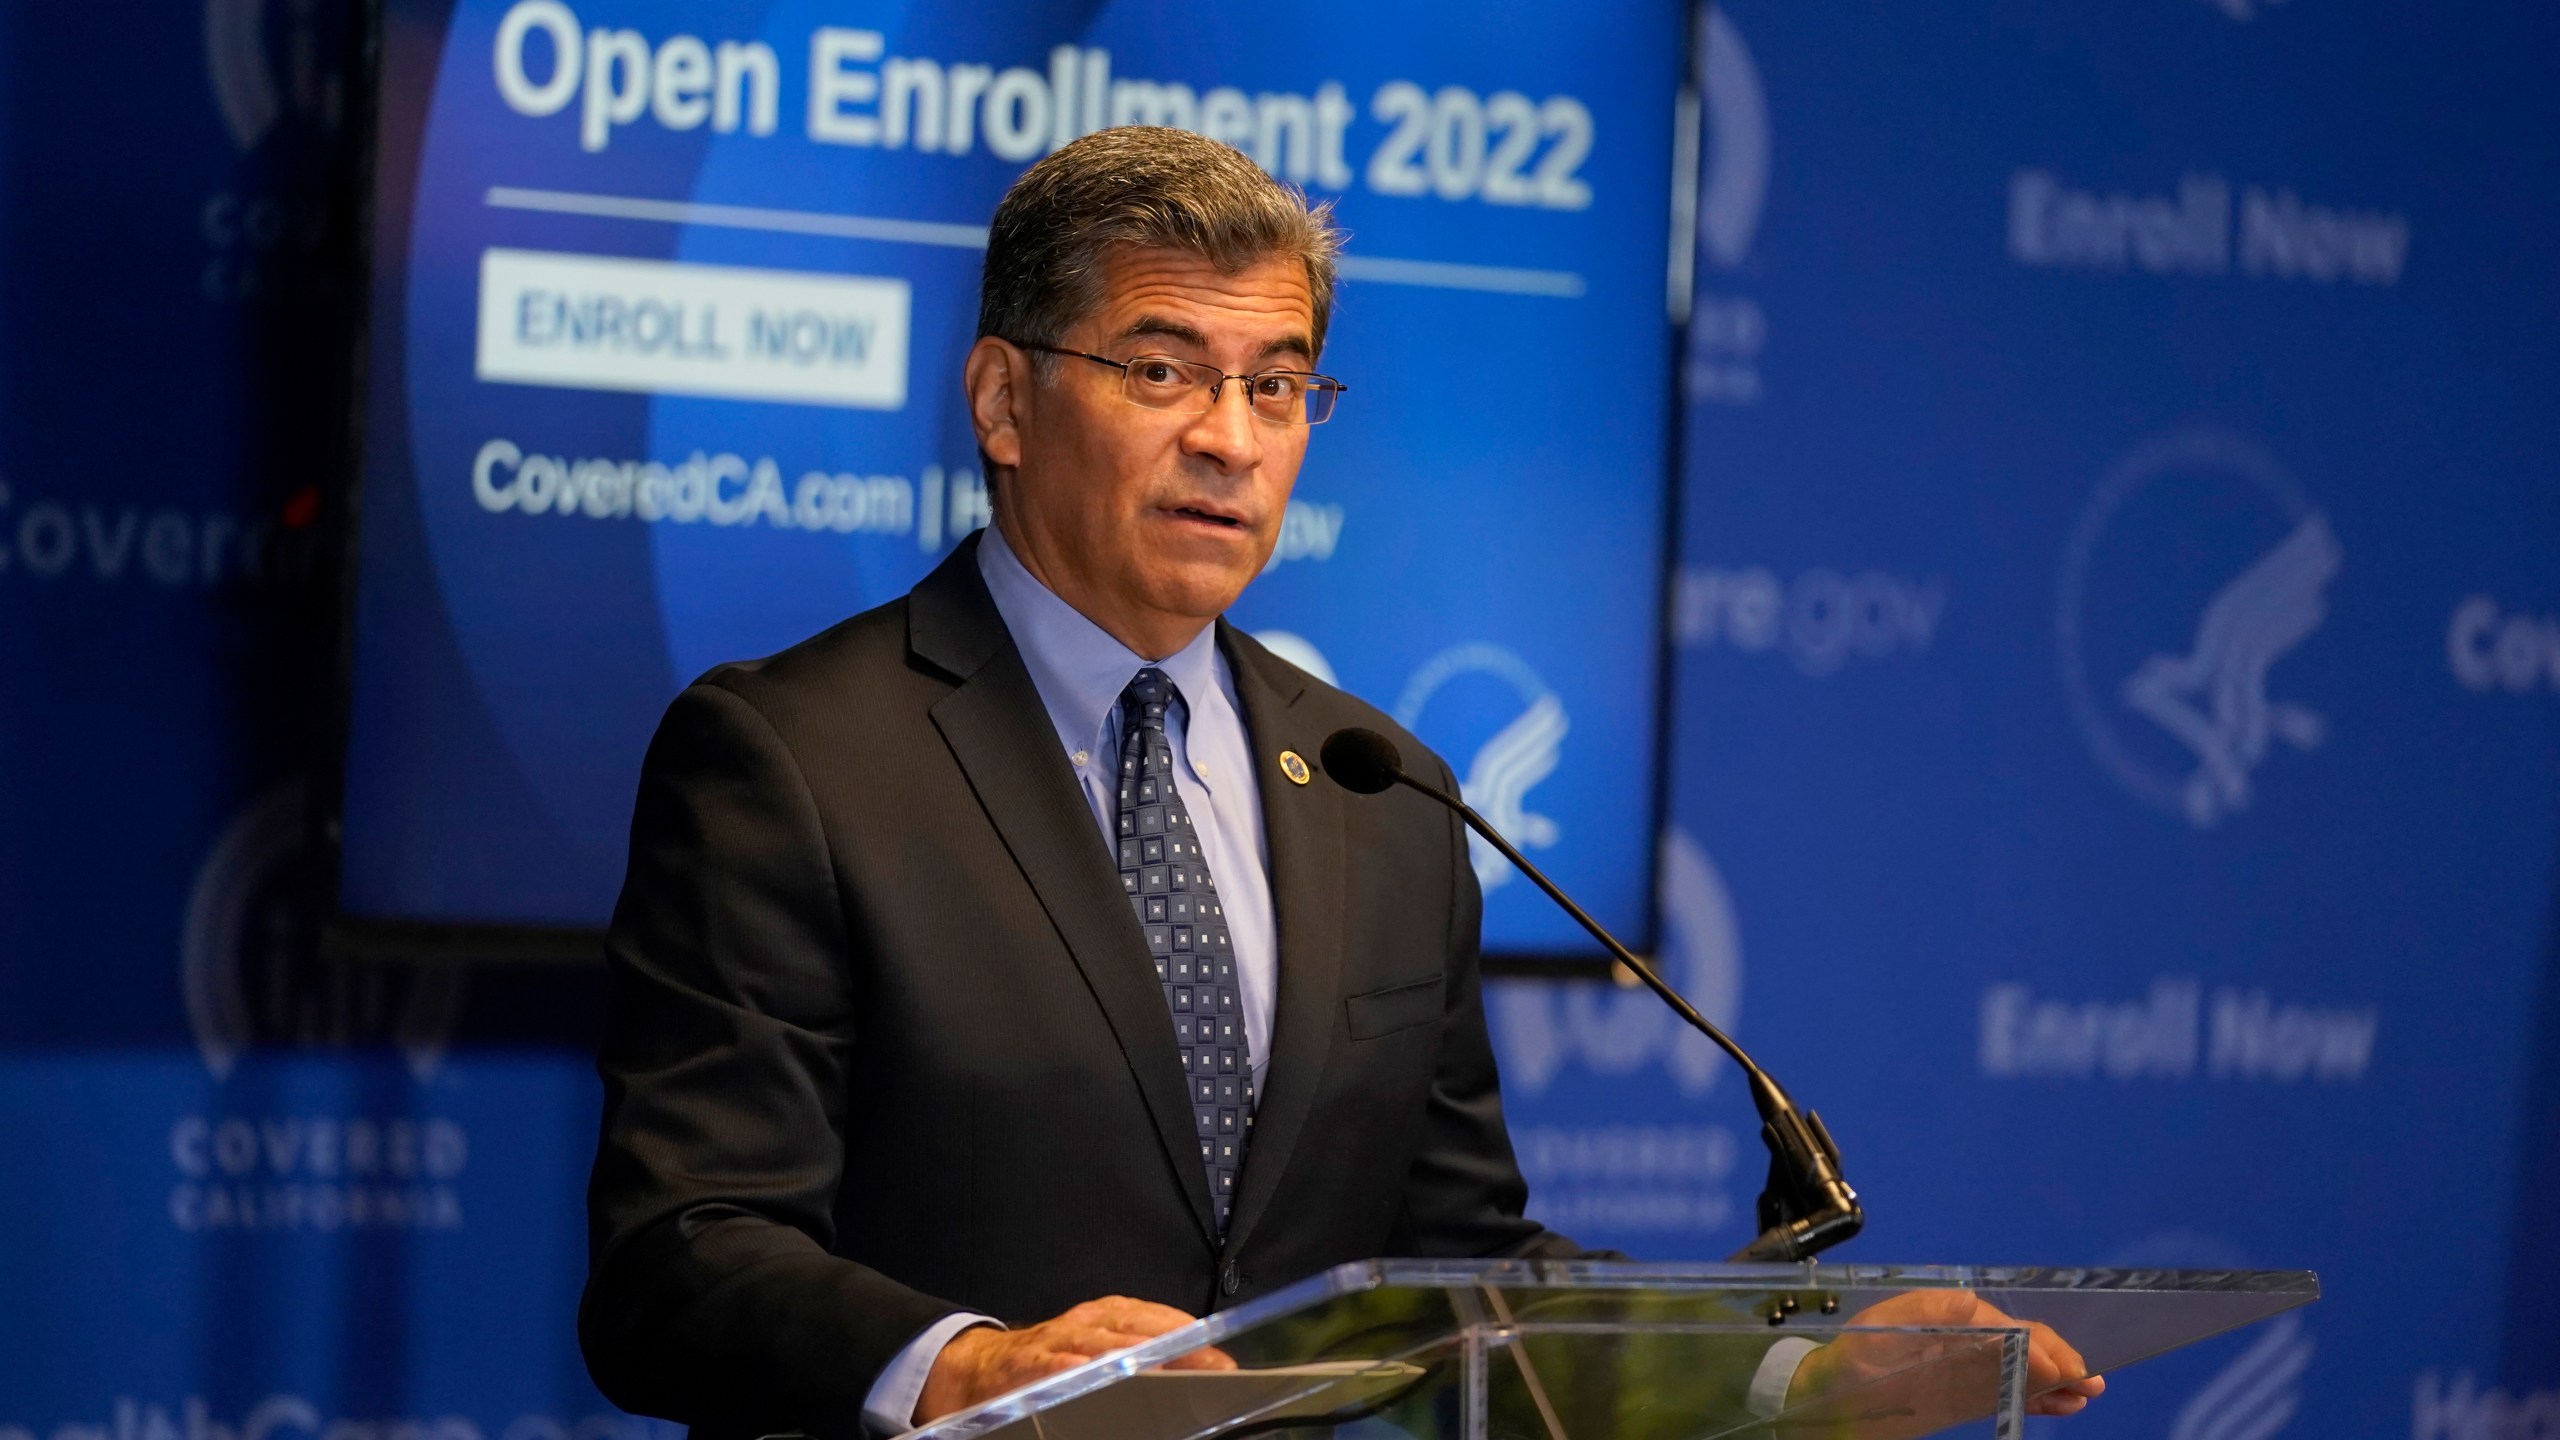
1255, 334, 1317, 365
1112, 317, 1209, 349
1111, 317, 1317, 366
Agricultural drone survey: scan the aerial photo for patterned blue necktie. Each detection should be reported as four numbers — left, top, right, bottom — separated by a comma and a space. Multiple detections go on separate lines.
1115, 667, 1254, 1236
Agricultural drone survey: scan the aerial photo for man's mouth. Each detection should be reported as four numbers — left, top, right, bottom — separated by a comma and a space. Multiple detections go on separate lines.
1165, 504, 1247, 529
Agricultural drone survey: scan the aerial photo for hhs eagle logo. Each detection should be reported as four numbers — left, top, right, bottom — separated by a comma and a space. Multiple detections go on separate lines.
1394, 644, 1568, 895
2111, 1232, 2314, 1440
2058, 433, 2339, 829
2171, 1311, 2314, 1440
2120, 515, 2340, 827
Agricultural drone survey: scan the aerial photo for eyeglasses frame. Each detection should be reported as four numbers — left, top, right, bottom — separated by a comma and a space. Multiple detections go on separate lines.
1015, 342, 1348, 426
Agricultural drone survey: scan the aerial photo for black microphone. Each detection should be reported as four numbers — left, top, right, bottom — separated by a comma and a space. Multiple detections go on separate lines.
1318, 726, 1864, 1263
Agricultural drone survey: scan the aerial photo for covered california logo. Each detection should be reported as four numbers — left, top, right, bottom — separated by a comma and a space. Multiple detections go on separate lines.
1687, 6, 1773, 406
173, 782, 473, 1234
1694, 5, 1769, 271
2057, 431, 2340, 829
1490, 825, 1741, 1098
205, 0, 347, 152
183, 779, 464, 1081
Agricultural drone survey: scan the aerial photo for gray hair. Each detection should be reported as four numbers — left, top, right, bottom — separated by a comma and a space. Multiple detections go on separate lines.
977, 127, 1343, 361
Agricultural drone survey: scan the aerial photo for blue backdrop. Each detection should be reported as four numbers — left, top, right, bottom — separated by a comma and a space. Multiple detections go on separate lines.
2, 3, 2555, 1440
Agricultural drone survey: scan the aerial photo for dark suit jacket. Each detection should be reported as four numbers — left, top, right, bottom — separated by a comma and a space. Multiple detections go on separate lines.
581, 532, 1581, 1436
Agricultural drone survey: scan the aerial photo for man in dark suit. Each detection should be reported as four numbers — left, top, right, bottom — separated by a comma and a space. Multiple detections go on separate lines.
580, 125, 1593, 1438
581, 126, 2104, 1439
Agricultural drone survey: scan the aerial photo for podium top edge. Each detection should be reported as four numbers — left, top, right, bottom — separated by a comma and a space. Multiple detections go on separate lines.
1337, 1258, 2320, 1296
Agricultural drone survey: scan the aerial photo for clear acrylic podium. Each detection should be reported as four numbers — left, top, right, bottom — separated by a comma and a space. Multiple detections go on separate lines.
907, 1260, 2318, 1440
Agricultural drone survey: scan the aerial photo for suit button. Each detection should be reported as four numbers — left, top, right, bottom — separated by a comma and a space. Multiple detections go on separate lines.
1221, 1264, 1241, 1296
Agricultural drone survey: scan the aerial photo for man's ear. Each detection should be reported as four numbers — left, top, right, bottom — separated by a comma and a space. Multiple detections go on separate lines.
963, 336, 1029, 472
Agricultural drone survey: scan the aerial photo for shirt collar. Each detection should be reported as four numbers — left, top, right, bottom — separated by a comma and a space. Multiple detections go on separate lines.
976, 521, 1224, 756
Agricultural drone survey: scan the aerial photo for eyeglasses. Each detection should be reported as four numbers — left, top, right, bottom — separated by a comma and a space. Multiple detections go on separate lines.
1020, 343, 1347, 426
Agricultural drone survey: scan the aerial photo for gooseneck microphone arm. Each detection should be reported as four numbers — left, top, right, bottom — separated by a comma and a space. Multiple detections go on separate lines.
1318, 727, 1864, 1263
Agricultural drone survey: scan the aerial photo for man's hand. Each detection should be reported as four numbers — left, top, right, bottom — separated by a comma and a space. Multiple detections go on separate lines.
1784, 1289, 2106, 1436
914, 1297, 1235, 1425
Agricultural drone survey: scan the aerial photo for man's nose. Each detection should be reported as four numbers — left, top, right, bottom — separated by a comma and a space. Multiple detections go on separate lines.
1179, 381, 1264, 472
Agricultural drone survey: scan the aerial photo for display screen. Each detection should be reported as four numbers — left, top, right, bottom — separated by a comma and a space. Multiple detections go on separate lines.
338, 0, 1686, 952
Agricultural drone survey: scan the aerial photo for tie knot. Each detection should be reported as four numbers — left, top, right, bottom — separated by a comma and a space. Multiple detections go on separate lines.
1121, 667, 1178, 720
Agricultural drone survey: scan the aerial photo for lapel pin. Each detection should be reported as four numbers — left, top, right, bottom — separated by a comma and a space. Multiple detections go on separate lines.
1278, 750, 1311, 786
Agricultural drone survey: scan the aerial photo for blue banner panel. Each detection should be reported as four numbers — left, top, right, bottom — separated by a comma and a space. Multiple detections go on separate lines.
338, 0, 1687, 951
1498, 1, 2560, 1435
0, 1053, 639, 1440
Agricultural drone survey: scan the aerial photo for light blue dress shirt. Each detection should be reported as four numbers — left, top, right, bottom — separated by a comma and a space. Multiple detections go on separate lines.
972, 522, 1279, 1090
859, 522, 1279, 1435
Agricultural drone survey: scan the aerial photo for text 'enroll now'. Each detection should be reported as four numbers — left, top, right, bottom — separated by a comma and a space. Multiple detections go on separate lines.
475, 247, 912, 409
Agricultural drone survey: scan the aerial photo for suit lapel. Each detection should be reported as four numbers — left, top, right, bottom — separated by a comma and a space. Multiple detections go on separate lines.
910, 538, 1218, 1242
1219, 624, 1346, 1258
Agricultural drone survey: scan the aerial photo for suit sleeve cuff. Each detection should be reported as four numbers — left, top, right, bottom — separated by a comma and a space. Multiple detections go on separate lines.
1747, 1336, 1821, 1419
863, 1311, 1002, 1437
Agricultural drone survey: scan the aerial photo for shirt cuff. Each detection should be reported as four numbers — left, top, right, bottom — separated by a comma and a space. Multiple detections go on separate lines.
1747, 1336, 1821, 1419
862, 1311, 1002, 1437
